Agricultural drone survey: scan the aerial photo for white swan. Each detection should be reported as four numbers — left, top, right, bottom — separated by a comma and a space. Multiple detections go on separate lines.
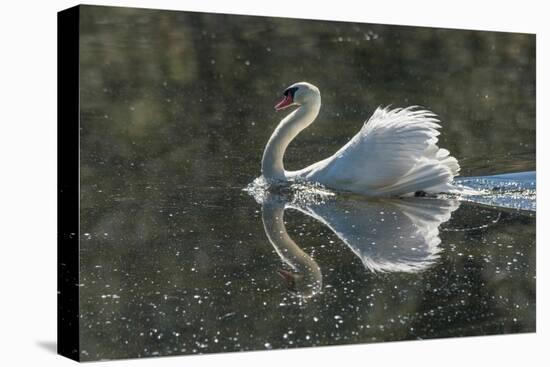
262, 82, 460, 196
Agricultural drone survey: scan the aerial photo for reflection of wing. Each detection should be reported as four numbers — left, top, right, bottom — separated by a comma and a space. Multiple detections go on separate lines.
290, 197, 459, 272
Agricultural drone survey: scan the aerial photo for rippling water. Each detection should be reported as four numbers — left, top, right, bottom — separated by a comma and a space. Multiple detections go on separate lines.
77, 5, 535, 361
456, 171, 536, 211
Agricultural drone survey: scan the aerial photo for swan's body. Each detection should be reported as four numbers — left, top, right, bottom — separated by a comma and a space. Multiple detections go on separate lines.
262, 82, 460, 196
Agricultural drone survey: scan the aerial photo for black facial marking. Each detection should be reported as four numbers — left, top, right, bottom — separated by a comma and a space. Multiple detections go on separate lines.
283, 86, 299, 99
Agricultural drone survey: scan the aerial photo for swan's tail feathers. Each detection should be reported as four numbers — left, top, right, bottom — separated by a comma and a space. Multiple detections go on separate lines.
376, 166, 451, 196
368, 106, 460, 196
374, 147, 461, 196
436, 148, 460, 176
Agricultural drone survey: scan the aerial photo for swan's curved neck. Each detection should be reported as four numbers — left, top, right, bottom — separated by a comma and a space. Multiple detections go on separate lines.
262, 99, 321, 180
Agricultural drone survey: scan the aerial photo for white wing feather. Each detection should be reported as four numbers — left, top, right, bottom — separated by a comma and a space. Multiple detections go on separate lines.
294, 106, 460, 196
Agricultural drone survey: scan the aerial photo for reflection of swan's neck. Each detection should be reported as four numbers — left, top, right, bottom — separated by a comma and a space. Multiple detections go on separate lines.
261, 99, 321, 180
262, 202, 322, 298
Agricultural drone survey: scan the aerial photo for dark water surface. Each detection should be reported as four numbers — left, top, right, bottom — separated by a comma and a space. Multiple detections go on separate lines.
77, 6, 535, 361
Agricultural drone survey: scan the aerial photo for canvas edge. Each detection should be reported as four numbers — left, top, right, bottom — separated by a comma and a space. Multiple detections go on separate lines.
57, 4, 81, 362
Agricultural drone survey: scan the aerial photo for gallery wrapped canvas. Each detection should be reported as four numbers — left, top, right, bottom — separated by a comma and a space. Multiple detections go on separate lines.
58, 4, 536, 362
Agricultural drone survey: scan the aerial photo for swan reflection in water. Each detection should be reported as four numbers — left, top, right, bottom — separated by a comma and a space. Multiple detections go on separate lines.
249, 183, 459, 299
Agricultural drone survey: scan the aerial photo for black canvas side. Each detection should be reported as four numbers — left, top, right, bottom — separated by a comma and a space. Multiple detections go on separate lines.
57, 5, 80, 362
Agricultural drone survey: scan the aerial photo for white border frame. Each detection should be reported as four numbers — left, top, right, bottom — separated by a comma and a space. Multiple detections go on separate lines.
1, 1, 546, 366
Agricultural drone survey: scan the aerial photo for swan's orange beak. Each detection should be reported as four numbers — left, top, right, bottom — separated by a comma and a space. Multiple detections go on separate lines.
274, 95, 294, 111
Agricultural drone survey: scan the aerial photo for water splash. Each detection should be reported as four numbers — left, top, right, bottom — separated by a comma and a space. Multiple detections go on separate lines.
244, 176, 335, 206
245, 171, 536, 212
455, 171, 536, 211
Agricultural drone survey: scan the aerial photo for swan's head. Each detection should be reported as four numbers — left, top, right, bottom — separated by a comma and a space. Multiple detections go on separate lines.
275, 82, 320, 111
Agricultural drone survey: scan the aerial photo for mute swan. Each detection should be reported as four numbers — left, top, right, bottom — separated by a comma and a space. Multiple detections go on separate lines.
262, 82, 460, 196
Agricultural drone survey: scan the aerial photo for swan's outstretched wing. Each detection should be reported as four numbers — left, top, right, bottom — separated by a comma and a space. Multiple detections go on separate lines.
291, 197, 459, 273
298, 107, 460, 196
